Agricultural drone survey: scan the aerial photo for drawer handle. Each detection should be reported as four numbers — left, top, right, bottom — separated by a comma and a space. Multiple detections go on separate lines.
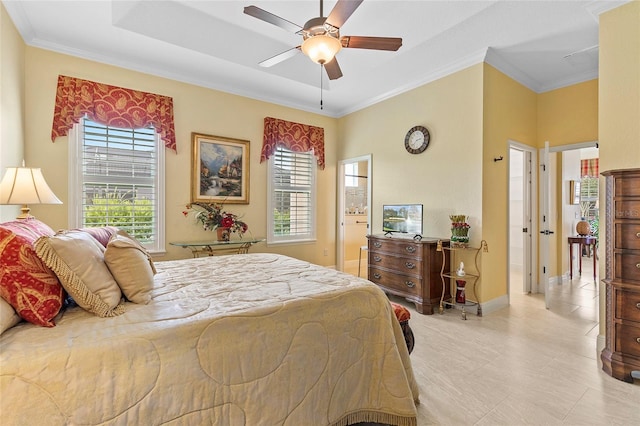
373, 273, 381, 279
373, 256, 382, 262
637, 232, 640, 238
405, 280, 415, 288
405, 262, 415, 269
636, 303, 640, 309
637, 263, 640, 269
637, 337, 640, 344
374, 242, 382, 248
405, 246, 416, 253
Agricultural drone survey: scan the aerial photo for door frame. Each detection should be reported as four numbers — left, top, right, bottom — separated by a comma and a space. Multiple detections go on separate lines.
337, 154, 372, 272
538, 140, 598, 307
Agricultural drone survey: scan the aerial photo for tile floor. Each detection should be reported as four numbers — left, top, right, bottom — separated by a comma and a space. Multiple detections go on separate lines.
386, 258, 640, 425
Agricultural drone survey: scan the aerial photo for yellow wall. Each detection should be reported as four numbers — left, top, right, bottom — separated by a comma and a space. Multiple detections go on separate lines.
482, 64, 537, 302
598, 1, 640, 333
0, 2, 25, 222
538, 79, 599, 147
338, 64, 484, 242
18, 47, 338, 265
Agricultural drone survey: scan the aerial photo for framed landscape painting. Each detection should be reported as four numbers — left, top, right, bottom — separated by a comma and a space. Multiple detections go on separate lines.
191, 133, 249, 204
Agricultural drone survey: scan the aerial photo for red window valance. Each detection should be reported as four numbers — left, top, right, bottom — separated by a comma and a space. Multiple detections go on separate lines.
581, 158, 599, 177
260, 117, 325, 169
51, 75, 177, 152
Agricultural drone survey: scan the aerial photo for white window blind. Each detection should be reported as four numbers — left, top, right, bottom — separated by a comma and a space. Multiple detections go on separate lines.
70, 117, 165, 251
268, 147, 316, 243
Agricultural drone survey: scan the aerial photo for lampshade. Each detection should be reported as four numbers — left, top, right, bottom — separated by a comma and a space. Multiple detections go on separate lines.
301, 34, 342, 64
0, 167, 62, 219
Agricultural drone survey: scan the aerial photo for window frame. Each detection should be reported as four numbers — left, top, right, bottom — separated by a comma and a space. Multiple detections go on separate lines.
69, 117, 165, 253
267, 146, 317, 244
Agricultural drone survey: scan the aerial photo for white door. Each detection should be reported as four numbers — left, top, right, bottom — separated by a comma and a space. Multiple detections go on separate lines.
540, 142, 552, 309
509, 143, 535, 296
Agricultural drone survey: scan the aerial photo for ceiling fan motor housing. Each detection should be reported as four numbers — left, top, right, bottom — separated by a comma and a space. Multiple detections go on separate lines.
302, 17, 339, 39
301, 17, 342, 64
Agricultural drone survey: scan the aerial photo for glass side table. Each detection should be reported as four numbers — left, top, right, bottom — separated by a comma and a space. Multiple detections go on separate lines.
170, 238, 265, 258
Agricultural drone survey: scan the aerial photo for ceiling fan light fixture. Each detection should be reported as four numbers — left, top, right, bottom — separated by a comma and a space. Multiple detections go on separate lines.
301, 34, 342, 64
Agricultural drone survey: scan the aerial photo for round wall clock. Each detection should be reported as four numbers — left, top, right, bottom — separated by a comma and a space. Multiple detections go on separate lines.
404, 125, 430, 154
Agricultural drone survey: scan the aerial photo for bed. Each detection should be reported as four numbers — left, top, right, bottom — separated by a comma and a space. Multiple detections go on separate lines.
0, 220, 419, 425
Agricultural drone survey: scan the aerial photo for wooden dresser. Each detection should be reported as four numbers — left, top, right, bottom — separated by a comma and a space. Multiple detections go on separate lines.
367, 234, 449, 314
601, 168, 640, 383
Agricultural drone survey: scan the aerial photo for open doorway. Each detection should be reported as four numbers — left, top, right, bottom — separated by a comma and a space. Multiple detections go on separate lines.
337, 155, 371, 275
538, 141, 599, 310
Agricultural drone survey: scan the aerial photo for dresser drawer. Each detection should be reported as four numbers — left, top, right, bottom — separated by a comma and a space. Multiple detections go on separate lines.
368, 252, 423, 275
614, 200, 640, 220
368, 267, 422, 296
614, 252, 640, 282
369, 238, 422, 258
614, 323, 640, 358
614, 174, 640, 197
616, 288, 640, 321
615, 223, 640, 250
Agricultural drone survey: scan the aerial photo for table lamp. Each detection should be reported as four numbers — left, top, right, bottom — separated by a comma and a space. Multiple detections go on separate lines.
0, 165, 62, 219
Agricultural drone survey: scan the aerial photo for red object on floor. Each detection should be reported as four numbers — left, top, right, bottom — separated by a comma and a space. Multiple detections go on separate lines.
390, 302, 414, 354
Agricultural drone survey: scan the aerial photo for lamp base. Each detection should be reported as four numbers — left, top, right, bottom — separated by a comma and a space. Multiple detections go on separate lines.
16, 205, 34, 219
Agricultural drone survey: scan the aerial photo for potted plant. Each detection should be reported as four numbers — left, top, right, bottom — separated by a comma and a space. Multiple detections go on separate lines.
182, 202, 248, 241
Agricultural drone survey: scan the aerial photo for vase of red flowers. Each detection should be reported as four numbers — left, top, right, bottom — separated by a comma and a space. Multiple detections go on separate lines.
450, 214, 470, 247
182, 202, 248, 239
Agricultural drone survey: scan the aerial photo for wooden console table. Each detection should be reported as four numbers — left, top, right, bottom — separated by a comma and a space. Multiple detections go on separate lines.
568, 235, 597, 280
170, 239, 265, 258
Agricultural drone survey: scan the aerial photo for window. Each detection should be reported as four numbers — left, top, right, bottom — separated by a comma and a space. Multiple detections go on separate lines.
579, 176, 598, 220
69, 117, 165, 252
267, 147, 316, 243
345, 162, 358, 187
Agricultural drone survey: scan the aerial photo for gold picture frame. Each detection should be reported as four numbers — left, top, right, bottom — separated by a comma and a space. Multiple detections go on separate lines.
191, 133, 249, 204
569, 180, 580, 205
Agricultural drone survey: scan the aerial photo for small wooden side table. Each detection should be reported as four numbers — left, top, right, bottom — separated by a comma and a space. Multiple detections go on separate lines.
568, 235, 597, 280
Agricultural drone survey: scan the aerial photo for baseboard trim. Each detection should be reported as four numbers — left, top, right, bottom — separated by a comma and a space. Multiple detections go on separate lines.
480, 294, 509, 316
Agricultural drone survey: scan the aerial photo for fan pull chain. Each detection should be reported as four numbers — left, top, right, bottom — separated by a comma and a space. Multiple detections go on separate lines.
320, 64, 324, 110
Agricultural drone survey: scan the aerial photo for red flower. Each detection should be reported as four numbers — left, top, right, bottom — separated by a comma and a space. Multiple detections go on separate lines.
183, 202, 248, 236
221, 216, 234, 228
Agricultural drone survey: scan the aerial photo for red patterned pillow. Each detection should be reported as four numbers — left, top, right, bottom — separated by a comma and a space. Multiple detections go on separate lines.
0, 220, 63, 327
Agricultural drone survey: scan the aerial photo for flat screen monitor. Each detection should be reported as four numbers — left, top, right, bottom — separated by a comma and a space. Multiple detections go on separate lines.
382, 204, 423, 236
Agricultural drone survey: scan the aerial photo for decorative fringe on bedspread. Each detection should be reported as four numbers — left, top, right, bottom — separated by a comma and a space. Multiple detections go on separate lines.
331, 411, 417, 426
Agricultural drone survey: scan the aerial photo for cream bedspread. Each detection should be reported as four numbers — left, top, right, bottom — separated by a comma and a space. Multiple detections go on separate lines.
0, 254, 418, 425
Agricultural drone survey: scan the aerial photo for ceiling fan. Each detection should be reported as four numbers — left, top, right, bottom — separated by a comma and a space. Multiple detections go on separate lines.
244, 0, 402, 80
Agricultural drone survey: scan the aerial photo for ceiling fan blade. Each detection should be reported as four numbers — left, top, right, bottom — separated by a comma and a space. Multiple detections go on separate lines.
325, 0, 364, 29
324, 57, 343, 80
341, 36, 402, 51
259, 46, 301, 68
244, 5, 302, 33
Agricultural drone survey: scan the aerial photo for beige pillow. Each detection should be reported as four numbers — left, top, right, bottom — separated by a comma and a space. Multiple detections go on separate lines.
1, 297, 21, 335
104, 231, 156, 304
34, 230, 124, 317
